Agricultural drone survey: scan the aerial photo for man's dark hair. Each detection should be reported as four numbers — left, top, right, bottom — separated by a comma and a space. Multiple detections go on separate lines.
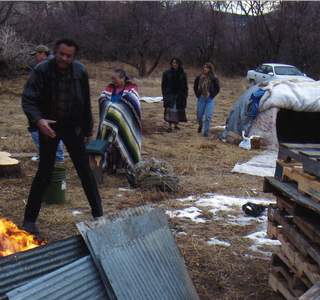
44, 51, 50, 57
53, 37, 79, 56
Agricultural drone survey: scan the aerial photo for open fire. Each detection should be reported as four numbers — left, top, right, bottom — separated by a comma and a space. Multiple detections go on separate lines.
0, 218, 46, 257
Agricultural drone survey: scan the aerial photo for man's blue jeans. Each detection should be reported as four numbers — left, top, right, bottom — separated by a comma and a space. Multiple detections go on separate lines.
196, 96, 215, 134
31, 130, 64, 162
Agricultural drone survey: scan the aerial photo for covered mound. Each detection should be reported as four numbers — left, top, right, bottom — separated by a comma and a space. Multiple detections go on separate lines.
221, 79, 320, 148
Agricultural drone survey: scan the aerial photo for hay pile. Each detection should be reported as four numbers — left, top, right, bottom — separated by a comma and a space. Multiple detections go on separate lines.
127, 157, 179, 192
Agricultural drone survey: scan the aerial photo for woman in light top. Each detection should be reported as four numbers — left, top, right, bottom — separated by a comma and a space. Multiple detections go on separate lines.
193, 62, 220, 137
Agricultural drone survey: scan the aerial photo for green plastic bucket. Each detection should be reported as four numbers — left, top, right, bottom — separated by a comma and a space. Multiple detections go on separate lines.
43, 167, 67, 204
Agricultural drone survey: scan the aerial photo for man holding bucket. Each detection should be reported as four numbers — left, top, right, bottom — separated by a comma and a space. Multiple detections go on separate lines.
21, 37, 103, 234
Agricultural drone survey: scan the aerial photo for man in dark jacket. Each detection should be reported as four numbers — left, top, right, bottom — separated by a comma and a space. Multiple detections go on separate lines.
21, 37, 103, 234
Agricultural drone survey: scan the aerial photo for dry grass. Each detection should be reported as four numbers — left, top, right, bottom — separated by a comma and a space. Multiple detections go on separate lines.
0, 61, 282, 299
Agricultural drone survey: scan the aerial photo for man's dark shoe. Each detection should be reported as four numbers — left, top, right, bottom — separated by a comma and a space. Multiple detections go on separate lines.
198, 126, 203, 133
204, 133, 208, 137
22, 220, 39, 234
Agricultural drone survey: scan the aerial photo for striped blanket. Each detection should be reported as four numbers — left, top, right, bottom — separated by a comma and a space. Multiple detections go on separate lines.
98, 83, 141, 169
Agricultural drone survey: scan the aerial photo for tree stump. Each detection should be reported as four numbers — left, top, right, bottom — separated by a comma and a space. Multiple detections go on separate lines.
0, 152, 24, 178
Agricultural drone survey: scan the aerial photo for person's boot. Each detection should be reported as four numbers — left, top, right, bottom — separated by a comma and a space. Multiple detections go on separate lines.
22, 220, 39, 234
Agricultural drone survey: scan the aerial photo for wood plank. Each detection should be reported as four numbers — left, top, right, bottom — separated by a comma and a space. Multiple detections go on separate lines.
10, 152, 70, 158
88, 154, 104, 185
272, 253, 309, 294
299, 150, 320, 158
281, 144, 320, 150
264, 177, 320, 215
293, 167, 317, 181
272, 235, 320, 285
299, 281, 320, 299
270, 206, 320, 266
267, 220, 282, 239
279, 251, 314, 289
269, 271, 298, 300
278, 143, 320, 177
276, 195, 294, 215
293, 216, 320, 245
275, 160, 304, 181
282, 166, 320, 202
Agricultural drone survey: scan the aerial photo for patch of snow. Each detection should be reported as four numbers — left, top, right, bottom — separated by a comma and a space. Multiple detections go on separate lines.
71, 210, 83, 216
207, 237, 231, 247
176, 231, 188, 236
170, 206, 207, 223
245, 230, 281, 256
166, 193, 278, 255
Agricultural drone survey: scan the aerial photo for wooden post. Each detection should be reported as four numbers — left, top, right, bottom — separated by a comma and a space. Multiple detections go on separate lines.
88, 154, 104, 185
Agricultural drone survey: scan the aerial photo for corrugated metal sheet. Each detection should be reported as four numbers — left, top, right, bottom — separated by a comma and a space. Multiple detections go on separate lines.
100, 228, 199, 300
77, 206, 199, 300
77, 205, 155, 299
6, 255, 108, 300
0, 235, 89, 298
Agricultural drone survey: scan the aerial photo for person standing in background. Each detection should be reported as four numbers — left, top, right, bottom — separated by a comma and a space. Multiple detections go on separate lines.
194, 62, 220, 137
161, 57, 188, 132
29, 45, 64, 163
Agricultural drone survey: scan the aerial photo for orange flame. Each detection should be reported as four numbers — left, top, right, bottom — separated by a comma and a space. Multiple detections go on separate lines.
0, 218, 46, 257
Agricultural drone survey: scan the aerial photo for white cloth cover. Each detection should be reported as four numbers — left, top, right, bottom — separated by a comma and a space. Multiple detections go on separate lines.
258, 79, 320, 112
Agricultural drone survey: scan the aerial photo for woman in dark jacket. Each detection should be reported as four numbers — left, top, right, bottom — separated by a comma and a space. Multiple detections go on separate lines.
161, 57, 188, 132
193, 62, 220, 137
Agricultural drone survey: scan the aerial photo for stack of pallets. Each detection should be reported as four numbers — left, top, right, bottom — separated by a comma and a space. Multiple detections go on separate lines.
264, 143, 320, 299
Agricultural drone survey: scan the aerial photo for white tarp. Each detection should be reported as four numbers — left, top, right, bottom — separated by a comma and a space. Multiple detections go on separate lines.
231, 149, 278, 177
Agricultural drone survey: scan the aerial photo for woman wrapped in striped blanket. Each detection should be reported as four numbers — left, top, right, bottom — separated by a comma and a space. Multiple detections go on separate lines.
97, 68, 141, 173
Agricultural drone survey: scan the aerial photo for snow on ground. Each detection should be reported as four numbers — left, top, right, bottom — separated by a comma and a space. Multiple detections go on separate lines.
166, 193, 280, 258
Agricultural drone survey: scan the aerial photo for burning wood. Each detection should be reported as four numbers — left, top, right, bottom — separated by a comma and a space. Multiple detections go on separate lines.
0, 218, 45, 257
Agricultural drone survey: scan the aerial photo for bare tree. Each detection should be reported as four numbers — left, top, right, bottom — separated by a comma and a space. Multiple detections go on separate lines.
100, 1, 195, 77
0, 24, 33, 76
0, 2, 14, 25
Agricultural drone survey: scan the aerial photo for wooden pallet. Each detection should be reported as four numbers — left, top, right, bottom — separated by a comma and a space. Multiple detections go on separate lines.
272, 252, 310, 295
268, 221, 320, 285
278, 143, 320, 178
264, 176, 320, 216
293, 215, 320, 246
275, 159, 303, 181
281, 165, 320, 202
299, 280, 320, 299
268, 205, 320, 266
269, 271, 299, 300
276, 195, 294, 215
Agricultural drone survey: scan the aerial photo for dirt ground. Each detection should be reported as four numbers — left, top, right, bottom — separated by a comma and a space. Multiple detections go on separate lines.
0, 61, 283, 299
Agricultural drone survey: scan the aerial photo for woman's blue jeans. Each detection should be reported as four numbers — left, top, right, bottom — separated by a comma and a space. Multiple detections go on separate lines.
31, 130, 64, 162
196, 96, 215, 134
